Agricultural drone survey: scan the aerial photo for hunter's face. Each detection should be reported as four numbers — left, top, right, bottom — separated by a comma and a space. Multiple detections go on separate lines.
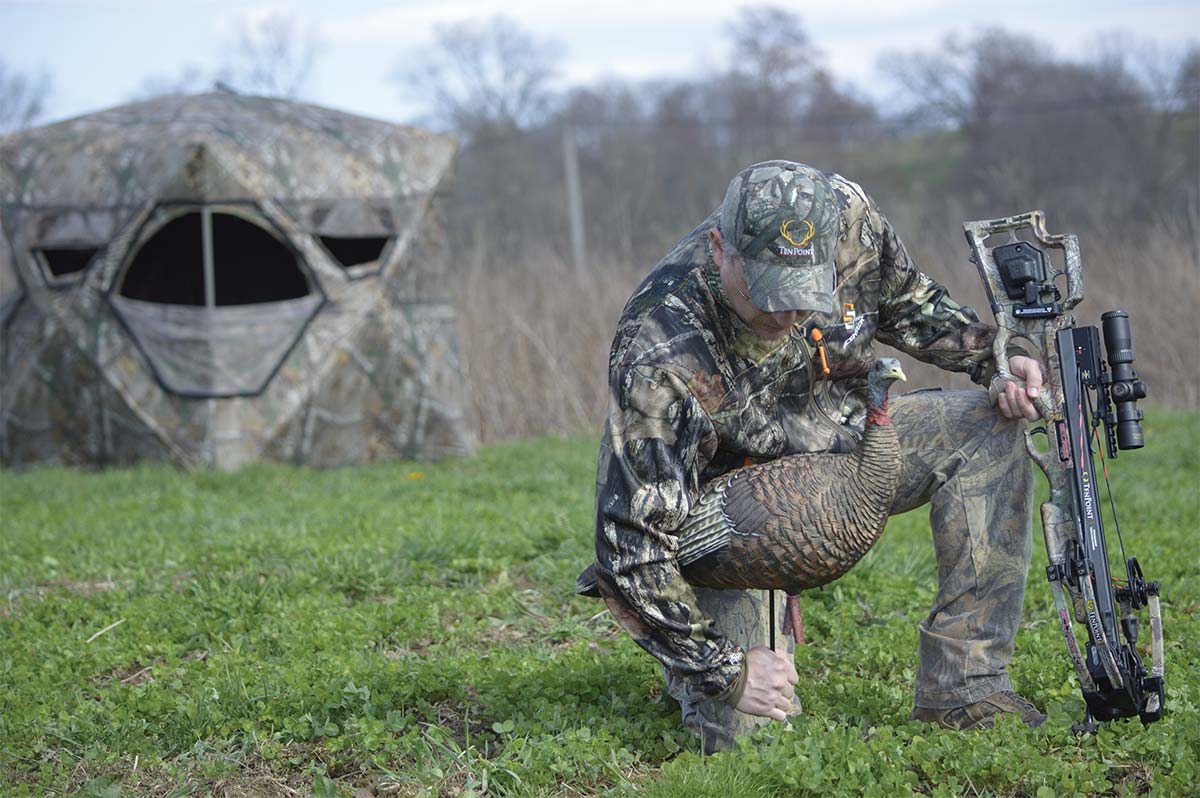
711, 229, 800, 339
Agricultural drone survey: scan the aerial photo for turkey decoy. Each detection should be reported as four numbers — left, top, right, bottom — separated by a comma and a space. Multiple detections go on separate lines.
677, 358, 907, 593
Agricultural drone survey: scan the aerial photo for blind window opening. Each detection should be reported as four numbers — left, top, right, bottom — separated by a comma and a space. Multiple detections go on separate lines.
119, 209, 309, 306
320, 236, 390, 271
37, 247, 100, 282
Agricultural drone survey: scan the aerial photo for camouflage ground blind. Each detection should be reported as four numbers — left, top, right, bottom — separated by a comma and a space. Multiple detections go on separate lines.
0, 91, 474, 469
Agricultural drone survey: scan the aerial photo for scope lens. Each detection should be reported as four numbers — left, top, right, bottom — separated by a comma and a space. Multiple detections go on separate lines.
1102, 310, 1135, 365
1101, 309, 1145, 450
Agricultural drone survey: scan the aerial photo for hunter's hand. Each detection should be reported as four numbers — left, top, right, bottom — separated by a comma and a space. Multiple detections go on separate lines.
735, 646, 800, 721
998, 355, 1044, 421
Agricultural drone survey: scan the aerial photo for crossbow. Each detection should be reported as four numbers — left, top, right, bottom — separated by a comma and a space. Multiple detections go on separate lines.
963, 211, 1164, 733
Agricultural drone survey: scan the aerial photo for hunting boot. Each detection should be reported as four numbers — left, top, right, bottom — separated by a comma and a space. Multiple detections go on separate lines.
909, 690, 1047, 730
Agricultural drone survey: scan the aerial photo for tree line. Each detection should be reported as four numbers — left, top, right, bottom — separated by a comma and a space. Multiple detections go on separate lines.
406, 11, 1197, 268
5, 7, 1196, 265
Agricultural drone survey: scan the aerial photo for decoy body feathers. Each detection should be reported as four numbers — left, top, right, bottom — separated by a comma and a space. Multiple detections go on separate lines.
677, 358, 907, 593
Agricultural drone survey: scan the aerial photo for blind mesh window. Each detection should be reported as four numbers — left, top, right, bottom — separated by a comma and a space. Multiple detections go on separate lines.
111, 207, 320, 397
121, 214, 205, 304
320, 236, 389, 270
120, 210, 308, 306
37, 247, 100, 281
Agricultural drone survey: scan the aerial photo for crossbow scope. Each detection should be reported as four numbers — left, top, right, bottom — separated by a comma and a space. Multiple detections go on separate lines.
1100, 310, 1148, 451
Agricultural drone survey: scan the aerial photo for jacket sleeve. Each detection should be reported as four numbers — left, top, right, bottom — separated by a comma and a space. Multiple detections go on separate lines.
874, 212, 1010, 385
592, 355, 747, 702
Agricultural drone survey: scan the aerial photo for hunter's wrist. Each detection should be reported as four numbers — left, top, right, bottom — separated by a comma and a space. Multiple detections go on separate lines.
715, 658, 749, 707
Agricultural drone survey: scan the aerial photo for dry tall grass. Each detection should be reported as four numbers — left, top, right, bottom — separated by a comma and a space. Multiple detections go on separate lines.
452, 252, 643, 443
453, 222, 1199, 443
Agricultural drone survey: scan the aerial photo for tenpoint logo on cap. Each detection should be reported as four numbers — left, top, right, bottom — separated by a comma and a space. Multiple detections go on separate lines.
776, 218, 815, 259
780, 219, 814, 247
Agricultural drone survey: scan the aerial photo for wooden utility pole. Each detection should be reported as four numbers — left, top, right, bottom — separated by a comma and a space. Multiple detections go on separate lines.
561, 121, 587, 273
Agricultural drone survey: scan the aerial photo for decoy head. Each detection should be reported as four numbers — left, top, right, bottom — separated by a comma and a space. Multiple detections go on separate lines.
866, 357, 907, 415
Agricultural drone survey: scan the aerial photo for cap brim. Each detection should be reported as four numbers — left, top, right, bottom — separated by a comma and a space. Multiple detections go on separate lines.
743, 260, 836, 313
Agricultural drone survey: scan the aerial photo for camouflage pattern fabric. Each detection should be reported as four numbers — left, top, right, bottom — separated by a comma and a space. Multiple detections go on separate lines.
0, 92, 473, 468
718, 160, 839, 313
664, 587, 803, 754
889, 390, 1032, 710
663, 388, 1031, 748
579, 169, 1022, 706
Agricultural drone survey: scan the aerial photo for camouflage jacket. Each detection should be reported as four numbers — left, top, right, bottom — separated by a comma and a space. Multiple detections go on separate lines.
581, 174, 1009, 702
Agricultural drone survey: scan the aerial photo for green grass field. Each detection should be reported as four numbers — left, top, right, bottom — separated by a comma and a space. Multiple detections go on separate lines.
2, 412, 1198, 797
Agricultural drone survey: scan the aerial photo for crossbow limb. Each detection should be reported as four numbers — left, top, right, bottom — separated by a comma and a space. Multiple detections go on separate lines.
964, 211, 1164, 732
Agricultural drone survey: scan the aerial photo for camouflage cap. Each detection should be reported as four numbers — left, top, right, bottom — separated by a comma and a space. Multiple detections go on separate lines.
718, 160, 838, 313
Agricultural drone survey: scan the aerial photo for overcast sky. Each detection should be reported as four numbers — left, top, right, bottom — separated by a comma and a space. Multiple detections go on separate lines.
3, 0, 1197, 127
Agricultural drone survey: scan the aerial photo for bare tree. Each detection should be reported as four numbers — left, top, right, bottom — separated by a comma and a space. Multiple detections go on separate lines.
221, 11, 320, 99
881, 28, 1197, 223
727, 4, 821, 89
882, 30, 1109, 214
132, 12, 320, 102
133, 64, 211, 101
396, 15, 562, 137
881, 28, 1054, 132
800, 70, 881, 142
701, 5, 886, 168
708, 5, 823, 159
0, 59, 51, 135
1178, 44, 1200, 101
390, 16, 564, 261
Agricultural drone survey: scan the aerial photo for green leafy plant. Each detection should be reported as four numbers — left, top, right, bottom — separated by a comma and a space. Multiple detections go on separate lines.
1, 416, 1197, 796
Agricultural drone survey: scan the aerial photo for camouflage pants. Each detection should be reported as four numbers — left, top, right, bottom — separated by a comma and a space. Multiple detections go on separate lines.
665, 587, 803, 754
666, 389, 1032, 748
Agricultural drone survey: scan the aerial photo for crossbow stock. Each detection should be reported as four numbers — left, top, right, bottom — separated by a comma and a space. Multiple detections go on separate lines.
964, 211, 1164, 733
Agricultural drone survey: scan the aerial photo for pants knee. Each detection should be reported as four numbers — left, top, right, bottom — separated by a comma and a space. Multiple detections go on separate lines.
954, 390, 1026, 467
